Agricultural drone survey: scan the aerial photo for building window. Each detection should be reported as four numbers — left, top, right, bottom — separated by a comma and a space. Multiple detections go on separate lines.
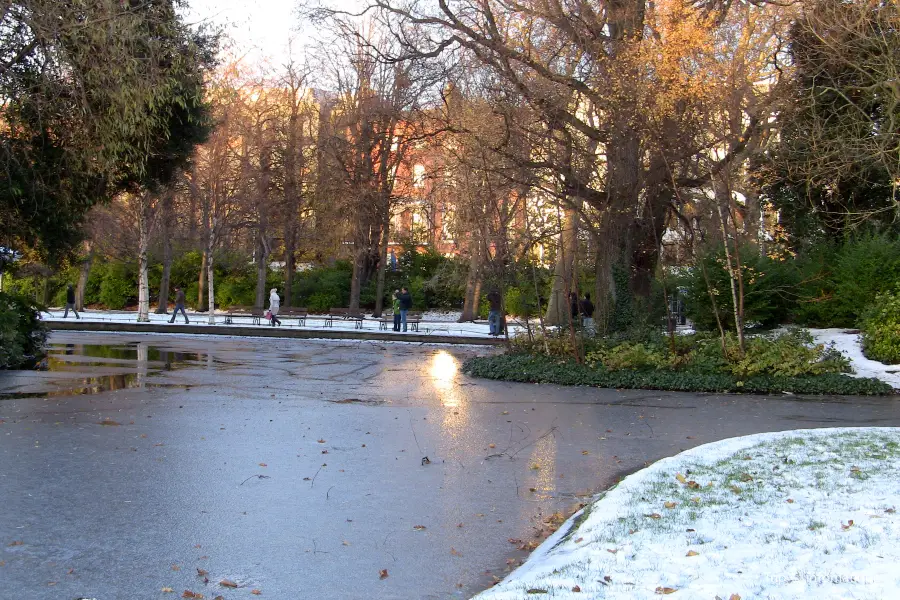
413, 164, 426, 188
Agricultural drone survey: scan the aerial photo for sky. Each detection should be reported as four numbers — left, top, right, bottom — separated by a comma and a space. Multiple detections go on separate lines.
183, 0, 309, 67
182, 0, 361, 68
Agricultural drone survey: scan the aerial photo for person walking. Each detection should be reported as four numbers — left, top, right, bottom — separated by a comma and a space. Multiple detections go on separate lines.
392, 290, 402, 332
268, 288, 282, 326
169, 286, 189, 324
580, 293, 595, 335
62, 284, 79, 319
486, 288, 502, 336
398, 287, 413, 332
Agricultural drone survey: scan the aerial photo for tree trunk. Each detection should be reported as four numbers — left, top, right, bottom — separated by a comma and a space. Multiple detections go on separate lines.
75, 240, 93, 311
544, 205, 579, 326
255, 237, 269, 310
284, 228, 296, 308
137, 193, 151, 322
372, 205, 391, 317
459, 247, 482, 322
198, 249, 207, 312
207, 218, 216, 325
156, 192, 173, 314
349, 246, 364, 311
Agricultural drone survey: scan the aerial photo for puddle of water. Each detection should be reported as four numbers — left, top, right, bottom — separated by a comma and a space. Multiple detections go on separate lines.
1, 342, 213, 401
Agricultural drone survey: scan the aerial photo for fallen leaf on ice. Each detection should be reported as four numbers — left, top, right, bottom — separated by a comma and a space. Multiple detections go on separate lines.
171, 564, 180, 571
219, 580, 238, 588
251, 591, 261, 596
161, 588, 174, 593
572, 585, 581, 592
413, 525, 427, 531
574, 537, 583, 543
581, 450, 590, 455
8, 541, 23, 546
317, 439, 325, 443
196, 569, 208, 577
489, 444, 496, 448
686, 550, 699, 557
258, 463, 267, 467
450, 547, 462, 556
379, 569, 389, 580
664, 501, 677, 509
98, 419, 121, 426
181, 592, 203, 599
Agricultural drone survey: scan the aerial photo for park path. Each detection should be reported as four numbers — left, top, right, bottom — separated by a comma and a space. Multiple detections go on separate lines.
2, 331, 899, 600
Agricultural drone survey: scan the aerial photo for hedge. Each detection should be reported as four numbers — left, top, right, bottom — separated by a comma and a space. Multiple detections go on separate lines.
462, 353, 894, 396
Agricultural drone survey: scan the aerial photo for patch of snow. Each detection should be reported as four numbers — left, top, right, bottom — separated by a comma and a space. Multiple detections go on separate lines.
41, 309, 514, 339
809, 328, 900, 389
474, 427, 900, 599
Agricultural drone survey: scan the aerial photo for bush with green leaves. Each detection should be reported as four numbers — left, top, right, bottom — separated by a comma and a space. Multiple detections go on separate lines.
462, 353, 891, 395
861, 289, 900, 364
587, 342, 669, 370
98, 261, 137, 310
0, 292, 48, 369
683, 246, 801, 331
729, 329, 850, 377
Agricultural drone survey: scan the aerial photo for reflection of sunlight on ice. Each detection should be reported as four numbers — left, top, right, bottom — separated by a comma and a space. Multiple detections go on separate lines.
430, 351, 468, 431
430, 351, 458, 396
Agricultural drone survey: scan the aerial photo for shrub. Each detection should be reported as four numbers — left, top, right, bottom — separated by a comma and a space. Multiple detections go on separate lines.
861, 289, 900, 364
587, 342, 668, 370
684, 246, 801, 331
793, 233, 900, 328
98, 261, 136, 309
0, 292, 48, 369
292, 261, 352, 311
729, 329, 850, 377
462, 354, 892, 395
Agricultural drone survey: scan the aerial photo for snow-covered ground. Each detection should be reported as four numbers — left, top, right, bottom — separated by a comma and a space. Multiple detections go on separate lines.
809, 328, 900, 389
41, 308, 522, 339
474, 427, 900, 599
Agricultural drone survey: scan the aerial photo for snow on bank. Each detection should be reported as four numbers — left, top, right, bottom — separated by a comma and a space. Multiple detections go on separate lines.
41, 309, 518, 339
810, 328, 900, 389
473, 427, 900, 600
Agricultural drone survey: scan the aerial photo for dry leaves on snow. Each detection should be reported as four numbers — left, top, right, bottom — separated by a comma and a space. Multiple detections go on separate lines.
655, 587, 677, 595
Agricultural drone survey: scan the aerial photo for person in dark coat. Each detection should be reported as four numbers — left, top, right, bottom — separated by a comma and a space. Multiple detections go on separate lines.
580, 293, 595, 335
569, 291, 580, 327
63, 284, 79, 319
398, 287, 413, 332
169, 286, 189, 324
486, 289, 502, 335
